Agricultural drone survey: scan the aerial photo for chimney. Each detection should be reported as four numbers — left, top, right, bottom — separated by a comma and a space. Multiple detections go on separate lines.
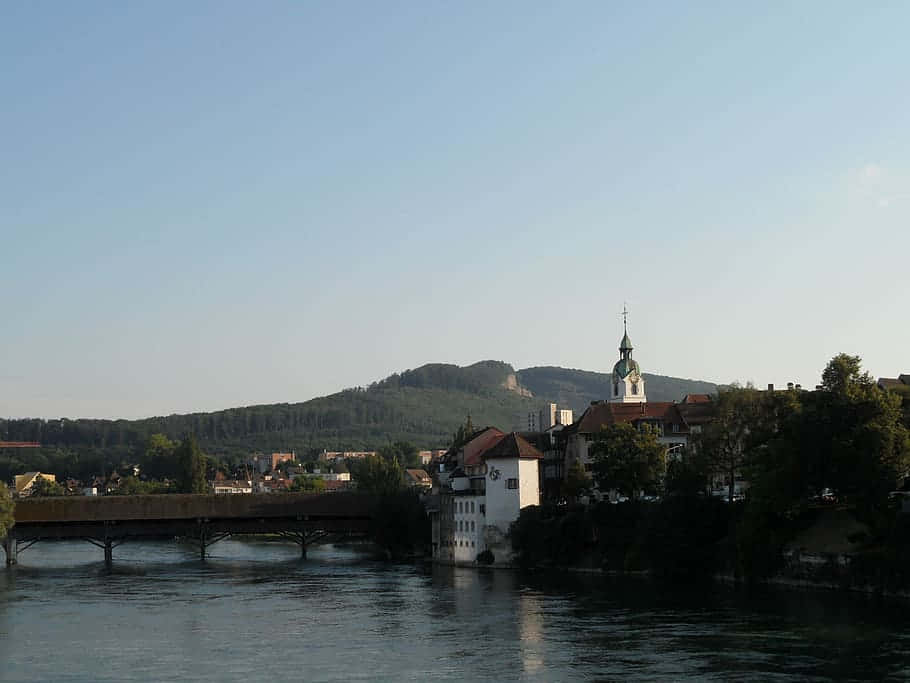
767, 383, 774, 392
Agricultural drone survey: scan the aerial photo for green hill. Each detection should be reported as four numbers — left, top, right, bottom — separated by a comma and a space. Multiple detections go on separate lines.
517, 366, 718, 414
0, 361, 717, 477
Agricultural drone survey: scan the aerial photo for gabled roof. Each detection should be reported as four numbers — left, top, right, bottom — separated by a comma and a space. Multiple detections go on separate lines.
572, 402, 688, 434
462, 427, 507, 466
405, 468, 431, 483
676, 400, 715, 426
481, 433, 544, 460
681, 393, 712, 404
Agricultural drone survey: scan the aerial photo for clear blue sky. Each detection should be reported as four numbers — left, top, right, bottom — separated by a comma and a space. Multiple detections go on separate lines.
2, 2, 908, 419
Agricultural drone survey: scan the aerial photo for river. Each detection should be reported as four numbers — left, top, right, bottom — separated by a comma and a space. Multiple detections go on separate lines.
1, 539, 909, 681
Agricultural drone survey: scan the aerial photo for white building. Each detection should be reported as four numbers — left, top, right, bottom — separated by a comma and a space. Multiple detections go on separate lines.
213, 480, 254, 494
431, 431, 542, 565
528, 404, 573, 432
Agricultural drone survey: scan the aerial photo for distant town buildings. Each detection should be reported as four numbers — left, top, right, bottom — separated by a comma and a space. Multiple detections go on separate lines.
527, 403, 573, 432
321, 451, 377, 462
248, 452, 297, 474
878, 374, 910, 392
418, 450, 447, 465
13, 472, 56, 497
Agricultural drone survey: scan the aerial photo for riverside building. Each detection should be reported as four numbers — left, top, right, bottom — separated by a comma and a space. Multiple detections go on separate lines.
430, 430, 542, 564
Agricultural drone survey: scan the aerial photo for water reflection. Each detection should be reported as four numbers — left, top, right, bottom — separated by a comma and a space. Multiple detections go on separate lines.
1, 541, 910, 681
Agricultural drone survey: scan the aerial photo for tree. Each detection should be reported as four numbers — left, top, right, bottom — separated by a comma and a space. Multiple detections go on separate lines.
664, 450, 710, 499
291, 475, 326, 493
174, 435, 208, 494
803, 354, 909, 507
450, 415, 475, 450
561, 461, 591, 502
0, 483, 14, 539
29, 476, 65, 497
821, 353, 867, 395
693, 387, 761, 502
378, 441, 420, 469
589, 423, 665, 500
141, 433, 177, 481
351, 456, 404, 495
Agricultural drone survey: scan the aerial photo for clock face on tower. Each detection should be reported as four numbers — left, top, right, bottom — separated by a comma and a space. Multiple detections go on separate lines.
488, 466, 501, 481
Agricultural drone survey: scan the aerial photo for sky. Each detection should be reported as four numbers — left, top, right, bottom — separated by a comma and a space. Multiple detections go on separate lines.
1, 1, 908, 420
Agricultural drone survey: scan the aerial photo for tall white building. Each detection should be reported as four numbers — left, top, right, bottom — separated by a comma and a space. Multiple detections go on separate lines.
431, 431, 543, 565
528, 403, 573, 431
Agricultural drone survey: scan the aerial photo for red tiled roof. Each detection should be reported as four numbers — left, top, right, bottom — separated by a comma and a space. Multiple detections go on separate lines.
482, 433, 544, 460
462, 427, 506, 466
676, 402, 715, 426
574, 402, 689, 434
322, 480, 348, 491
681, 393, 712, 404
405, 468, 431, 483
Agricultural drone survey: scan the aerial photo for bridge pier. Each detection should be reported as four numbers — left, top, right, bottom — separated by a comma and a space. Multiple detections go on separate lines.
104, 541, 113, 570
3, 534, 16, 566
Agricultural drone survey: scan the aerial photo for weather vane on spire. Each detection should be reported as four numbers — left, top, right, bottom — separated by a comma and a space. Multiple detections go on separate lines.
622, 302, 629, 333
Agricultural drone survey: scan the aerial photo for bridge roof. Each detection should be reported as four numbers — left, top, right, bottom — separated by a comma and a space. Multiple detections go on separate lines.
14, 492, 373, 525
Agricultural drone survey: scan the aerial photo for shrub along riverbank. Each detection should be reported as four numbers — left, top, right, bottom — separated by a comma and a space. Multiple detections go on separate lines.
509, 497, 910, 595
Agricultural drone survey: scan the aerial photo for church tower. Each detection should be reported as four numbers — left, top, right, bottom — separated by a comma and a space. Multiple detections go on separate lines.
609, 306, 646, 403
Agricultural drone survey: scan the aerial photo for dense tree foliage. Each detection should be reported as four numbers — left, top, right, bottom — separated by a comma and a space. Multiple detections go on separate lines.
291, 475, 326, 493
378, 441, 420, 468
28, 476, 65, 497
368, 489, 430, 559
561, 460, 591, 502
511, 500, 735, 576
590, 423, 665, 500
174, 435, 208, 494
0, 483, 13, 539
350, 456, 404, 495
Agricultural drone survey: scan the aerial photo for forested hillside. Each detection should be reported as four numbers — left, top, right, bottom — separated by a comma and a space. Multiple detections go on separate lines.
0, 360, 717, 480
517, 366, 718, 414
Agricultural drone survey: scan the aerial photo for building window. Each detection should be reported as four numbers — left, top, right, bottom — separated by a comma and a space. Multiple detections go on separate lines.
470, 501, 474, 513
632, 382, 639, 395
507, 478, 518, 489
672, 423, 680, 433
613, 382, 619, 396
471, 521, 475, 531
479, 504, 485, 515
458, 501, 463, 513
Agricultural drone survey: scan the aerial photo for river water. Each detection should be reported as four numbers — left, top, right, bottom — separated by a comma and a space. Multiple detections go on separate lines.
1, 539, 909, 682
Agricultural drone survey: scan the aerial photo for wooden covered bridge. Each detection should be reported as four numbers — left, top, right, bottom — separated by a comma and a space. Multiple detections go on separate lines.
3, 492, 374, 568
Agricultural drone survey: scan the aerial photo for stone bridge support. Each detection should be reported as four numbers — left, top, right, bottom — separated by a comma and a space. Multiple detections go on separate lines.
3, 532, 16, 566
